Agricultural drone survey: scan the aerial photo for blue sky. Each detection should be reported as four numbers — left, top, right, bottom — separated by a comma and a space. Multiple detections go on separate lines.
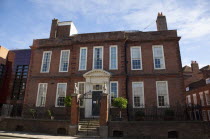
0, 0, 210, 67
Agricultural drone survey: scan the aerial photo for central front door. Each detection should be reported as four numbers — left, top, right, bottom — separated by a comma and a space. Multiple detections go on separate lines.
92, 91, 102, 116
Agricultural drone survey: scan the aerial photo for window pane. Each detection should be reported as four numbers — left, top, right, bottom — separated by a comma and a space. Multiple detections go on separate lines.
131, 47, 141, 69
110, 46, 117, 69
153, 46, 165, 69
79, 83, 85, 94
110, 82, 118, 106
94, 48, 102, 69
60, 50, 70, 72
79, 48, 87, 70
132, 82, 144, 107
41, 52, 51, 72
157, 81, 168, 107
56, 83, 67, 106
37, 83, 47, 107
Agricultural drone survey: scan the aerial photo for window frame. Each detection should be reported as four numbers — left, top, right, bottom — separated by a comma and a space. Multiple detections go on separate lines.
130, 46, 143, 70
55, 83, 67, 107
152, 45, 166, 70
110, 81, 118, 107
193, 94, 197, 105
93, 46, 103, 70
132, 82, 145, 108
79, 47, 88, 71
204, 90, 210, 106
59, 50, 70, 72
199, 92, 205, 106
156, 81, 169, 108
40, 51, 52, 73
36, 83, 48, 107
78, 82, 85, 107
109, 45, 118, 70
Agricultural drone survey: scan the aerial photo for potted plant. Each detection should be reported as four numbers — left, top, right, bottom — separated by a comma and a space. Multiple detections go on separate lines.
113, 97, 128, 121
164, 109, 175, 121
135, 111, 145, 121
29, 109, 36, 119
47, 109, 54, 120
64, 96, 72, 107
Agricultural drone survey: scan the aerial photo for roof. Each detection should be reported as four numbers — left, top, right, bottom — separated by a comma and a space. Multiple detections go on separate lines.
200, 65, 210, 71
183, 65, 192, 72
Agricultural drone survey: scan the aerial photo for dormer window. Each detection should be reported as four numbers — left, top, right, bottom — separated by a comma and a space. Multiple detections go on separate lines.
186, 87, 189, 92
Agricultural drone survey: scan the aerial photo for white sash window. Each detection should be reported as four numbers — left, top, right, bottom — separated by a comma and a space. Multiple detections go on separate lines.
110, 81, 118, 106
93, 47, 103, 69
36, 83, 48, 107
109, 45, 118, 70
131, 47, 142, 70
55, 83, 67, 107
59, 50, 70, 72
153, 45, 165, 69
79, 48, 87, 70
199, 92, 205, 106
156, 81, 169, 107
41, 51, 52, 73
132, 82, 144, 108
204, 90, 210, 105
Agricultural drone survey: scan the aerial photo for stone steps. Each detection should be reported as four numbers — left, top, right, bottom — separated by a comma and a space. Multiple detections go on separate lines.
77, 119, 100, 137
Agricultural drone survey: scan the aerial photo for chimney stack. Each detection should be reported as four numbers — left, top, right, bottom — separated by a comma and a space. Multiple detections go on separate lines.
50, 18, 58, 39
156, 12, 168, 31
191, 61, 199, 73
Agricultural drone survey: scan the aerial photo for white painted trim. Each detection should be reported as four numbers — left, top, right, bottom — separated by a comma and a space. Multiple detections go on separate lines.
79, 47, 87, 71
40, 51, 52, 73
58, 21, 72, 26
156, 81, 170, 108
59, 50, 70, 72
36, 83, 48, 107
55, 83, 67, 107
130, 46, 143, 70
109, 45, 118, 70
152, 45, 166, 70
132, 82, 145, 108
92, 46, 103, 70
110, 81, 119, 107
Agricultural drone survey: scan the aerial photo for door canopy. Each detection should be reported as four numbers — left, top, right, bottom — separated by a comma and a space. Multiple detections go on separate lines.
83, 69, 111, 78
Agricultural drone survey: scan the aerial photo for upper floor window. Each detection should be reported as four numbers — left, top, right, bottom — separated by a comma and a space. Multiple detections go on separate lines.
199, 92, 205, 106
132, 82, 144, 108
193, 94, 197, 105
36, 83, 48, 107
79, 48, 87, 70
55, 83, 67, 107
131, 47, 142, 70
93, 46, 103, 69
109, 45, 118, 70
186, 95, 191, 106
59, 50, 70, 72
110, 81, 118, 106
156, 81, 169, 107
206, 78, 210, 84
152, 45, 165, 69
41, 51, 52, 73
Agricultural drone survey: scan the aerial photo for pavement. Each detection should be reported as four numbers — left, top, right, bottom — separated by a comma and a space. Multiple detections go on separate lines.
0, 131, 102, 139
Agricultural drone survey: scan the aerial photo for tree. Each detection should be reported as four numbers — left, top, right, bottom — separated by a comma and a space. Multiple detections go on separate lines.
112, 97, 128, 119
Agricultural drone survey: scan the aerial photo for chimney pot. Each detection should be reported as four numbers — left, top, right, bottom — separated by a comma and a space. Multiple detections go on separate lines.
156, 12, 168, 31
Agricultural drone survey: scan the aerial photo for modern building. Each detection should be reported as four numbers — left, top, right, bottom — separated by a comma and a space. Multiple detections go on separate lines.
22, 13, 184, 122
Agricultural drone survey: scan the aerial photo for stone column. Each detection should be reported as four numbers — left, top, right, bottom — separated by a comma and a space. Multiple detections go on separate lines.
99, 93, 108, 137
69, 93, 79, 136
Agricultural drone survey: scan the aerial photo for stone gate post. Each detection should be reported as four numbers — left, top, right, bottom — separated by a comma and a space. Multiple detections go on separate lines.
99, 93, 108, 137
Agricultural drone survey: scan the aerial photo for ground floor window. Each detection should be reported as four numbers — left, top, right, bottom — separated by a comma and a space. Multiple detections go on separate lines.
110, 81, 118, 106
202, 110, 208, 121
156, 81, 169, 107
78, 82, 85, 107
132, 82, 144, 108
36, 83, 48, 107
55, 83, 67, 107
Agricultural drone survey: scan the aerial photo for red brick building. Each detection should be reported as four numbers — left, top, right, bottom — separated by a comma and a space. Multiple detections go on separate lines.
22, 13, 184, 123
184, 61, 210, 121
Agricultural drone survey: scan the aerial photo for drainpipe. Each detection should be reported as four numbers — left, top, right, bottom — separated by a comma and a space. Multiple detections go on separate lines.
124, 33, 130, 121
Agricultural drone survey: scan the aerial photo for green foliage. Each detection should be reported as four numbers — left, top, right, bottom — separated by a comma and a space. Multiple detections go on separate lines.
164, 109, 175, 117
113, 97, 128, 109
135, 111, 145, 117
29, 109, 36, 119
47, 109, 52, 117
64, 96, 72, 107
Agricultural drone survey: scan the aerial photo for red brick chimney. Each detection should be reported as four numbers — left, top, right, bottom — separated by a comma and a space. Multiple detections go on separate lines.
156, 12, 168, 31
50, 18, 58, 39
191, 61, 199, 73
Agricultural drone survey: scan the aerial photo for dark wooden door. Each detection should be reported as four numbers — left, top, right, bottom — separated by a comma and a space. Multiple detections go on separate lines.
92, 91, 102, 116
